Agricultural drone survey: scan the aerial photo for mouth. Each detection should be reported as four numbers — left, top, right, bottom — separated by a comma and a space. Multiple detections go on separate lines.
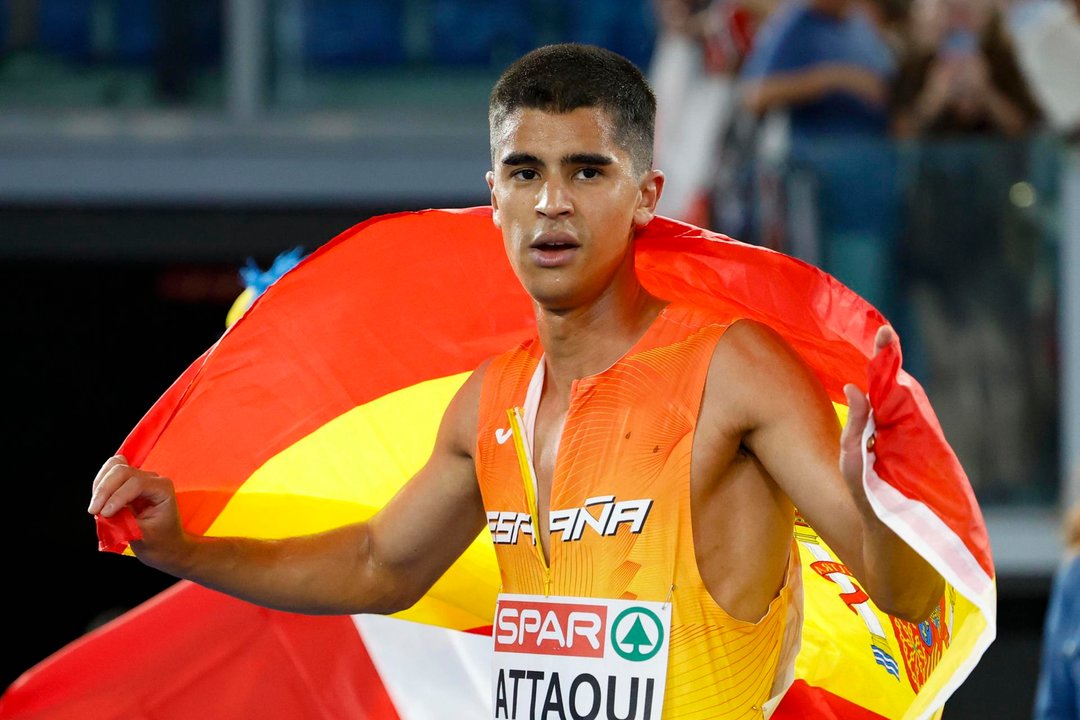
528, 233, 580, 268
529, 233, 580, 252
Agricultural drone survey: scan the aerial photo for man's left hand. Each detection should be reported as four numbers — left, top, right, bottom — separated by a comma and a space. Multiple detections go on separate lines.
839, 325, 896, 490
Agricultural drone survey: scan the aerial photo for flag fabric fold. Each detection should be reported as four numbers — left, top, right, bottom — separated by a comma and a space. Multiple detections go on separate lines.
0, 581, 400, 720
6, 208, 993, 719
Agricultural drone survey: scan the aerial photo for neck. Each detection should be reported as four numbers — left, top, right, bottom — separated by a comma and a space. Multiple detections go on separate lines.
535, 278, 666, 399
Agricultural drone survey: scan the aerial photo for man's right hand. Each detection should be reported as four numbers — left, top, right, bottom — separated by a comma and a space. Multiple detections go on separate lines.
82, 365, 489, 616
89, 455, 191, 573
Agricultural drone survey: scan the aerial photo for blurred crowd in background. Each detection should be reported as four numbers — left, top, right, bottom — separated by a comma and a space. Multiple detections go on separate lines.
651, 0, 1078, 509
0, 0, 1076, 502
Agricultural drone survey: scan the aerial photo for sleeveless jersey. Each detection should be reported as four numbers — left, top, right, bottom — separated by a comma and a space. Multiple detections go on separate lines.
475, 303, 801, 719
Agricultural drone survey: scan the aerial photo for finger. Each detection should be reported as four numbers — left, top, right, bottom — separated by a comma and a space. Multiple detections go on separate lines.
89, 462, 136, 515
92, 454, 128, 496
841, 383, 870, 447
873, 325, 896, 357
96, 472, 168, 519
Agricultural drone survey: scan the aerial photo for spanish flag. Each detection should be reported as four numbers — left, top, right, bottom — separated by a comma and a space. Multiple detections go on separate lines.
2, 208, 994, 719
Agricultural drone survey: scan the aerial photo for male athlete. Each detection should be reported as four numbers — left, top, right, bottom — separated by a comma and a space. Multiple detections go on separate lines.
90, 44, 943, 718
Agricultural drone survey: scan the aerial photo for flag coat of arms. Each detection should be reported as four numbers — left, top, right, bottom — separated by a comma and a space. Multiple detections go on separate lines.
0, 208, 994, 720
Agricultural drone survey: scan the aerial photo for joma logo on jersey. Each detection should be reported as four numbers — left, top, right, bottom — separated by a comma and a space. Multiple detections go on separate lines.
550, 495, 653, 542
495, 600, 607, 658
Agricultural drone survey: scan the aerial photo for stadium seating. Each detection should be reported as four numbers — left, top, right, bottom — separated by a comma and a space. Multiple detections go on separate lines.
35, 0, 221, 66
303, 0, 406, 67
429, 0, 532, 68
37, 0, 95, 62
563, 0, 657, 70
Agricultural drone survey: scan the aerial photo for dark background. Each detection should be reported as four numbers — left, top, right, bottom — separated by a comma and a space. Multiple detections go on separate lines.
1, 203, 1055, 719
3, 202, 384, 697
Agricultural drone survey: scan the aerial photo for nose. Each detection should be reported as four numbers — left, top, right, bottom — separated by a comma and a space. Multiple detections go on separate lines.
535, 178, 572, 219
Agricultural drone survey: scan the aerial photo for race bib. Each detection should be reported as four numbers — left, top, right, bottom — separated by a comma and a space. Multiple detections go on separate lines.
492, 594, 671, 720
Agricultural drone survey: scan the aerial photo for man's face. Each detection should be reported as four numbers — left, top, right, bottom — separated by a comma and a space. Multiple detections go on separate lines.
486, 107, 662, 313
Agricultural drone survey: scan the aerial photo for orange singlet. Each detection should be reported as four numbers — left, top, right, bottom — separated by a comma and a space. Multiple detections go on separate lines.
476, 303, 802, 719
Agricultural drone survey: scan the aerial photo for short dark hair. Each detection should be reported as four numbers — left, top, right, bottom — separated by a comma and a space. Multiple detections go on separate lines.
489, 43, 656, 174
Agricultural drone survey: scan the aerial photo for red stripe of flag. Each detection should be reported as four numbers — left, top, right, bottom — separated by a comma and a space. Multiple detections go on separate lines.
0, 581, 399, 720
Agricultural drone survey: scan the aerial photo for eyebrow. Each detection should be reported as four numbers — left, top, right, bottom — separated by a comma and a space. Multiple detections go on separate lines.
501, 152, 541, 167
563, 153, 613, 167
500, 152, 615, 167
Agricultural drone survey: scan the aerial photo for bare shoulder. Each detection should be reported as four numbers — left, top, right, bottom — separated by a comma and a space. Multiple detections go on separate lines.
710, 318, 817, 388
704, 319, 838, 440
718, 316, 801, 355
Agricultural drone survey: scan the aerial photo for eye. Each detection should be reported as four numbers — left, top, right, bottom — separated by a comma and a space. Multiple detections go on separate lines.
575, 167, 601, 180
512, 168, 539, 181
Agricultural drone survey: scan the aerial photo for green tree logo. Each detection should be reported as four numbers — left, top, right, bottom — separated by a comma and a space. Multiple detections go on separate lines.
611, 607, 664, 662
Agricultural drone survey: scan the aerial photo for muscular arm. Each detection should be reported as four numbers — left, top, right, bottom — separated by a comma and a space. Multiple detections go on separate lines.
714, 320, 944, 623
89, 366, 489, 616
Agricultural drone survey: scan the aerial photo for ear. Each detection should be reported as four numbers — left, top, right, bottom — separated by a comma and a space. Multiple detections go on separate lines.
486, 170, 501, 228
632, 170, 665, 228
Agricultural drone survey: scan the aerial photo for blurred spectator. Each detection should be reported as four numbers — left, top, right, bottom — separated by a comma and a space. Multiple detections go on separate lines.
1034, 497, 1080, 719
891, 0, 1041, 137
1002, 0, 1080, 139
737, 0, 903, 321
861, 0, 915, 56
650, 0, 772, 226
739, 0, 896, 139
891, 0, 1048, 499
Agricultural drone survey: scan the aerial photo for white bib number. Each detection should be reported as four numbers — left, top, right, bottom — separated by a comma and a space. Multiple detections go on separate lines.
492, 594, 671, 720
